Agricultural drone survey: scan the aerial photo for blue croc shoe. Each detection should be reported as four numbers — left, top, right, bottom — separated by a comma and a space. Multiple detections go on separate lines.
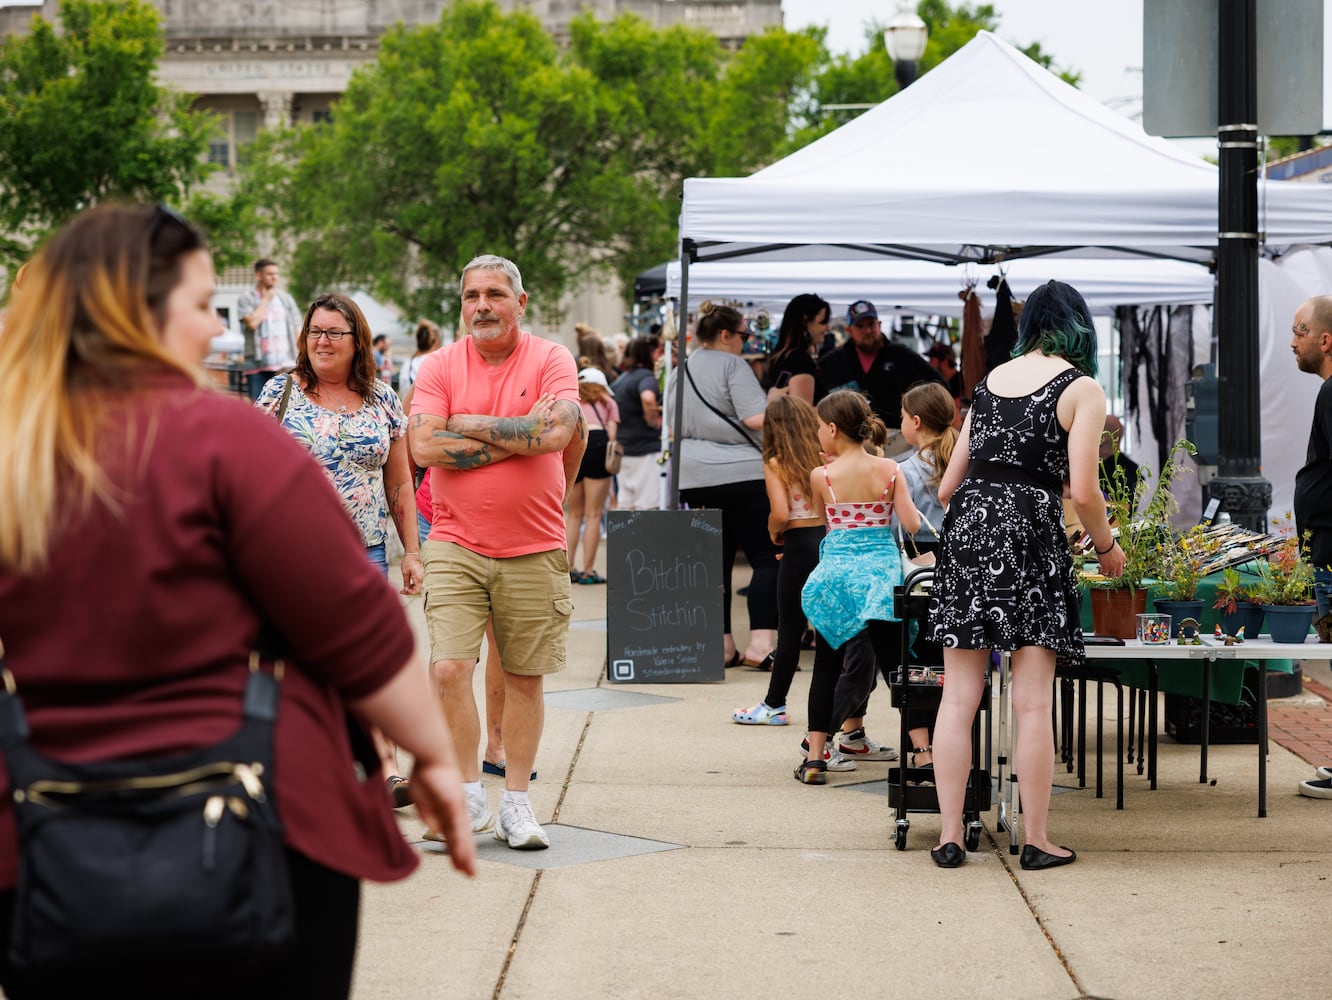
732, 702, 789, 726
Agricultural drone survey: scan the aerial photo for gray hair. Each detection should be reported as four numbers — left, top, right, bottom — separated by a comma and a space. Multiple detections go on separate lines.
460, 254, 524, 297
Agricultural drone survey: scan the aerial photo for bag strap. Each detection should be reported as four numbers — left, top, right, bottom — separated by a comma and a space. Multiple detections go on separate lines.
589, 400, 605, 430
0, 646, 284, 751
275, 371, 296, 423
898, 515, 941, 558
682, 358, 762, 452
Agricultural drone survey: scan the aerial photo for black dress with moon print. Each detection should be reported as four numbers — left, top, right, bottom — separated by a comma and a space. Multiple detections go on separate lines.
927, 367, 1085, 666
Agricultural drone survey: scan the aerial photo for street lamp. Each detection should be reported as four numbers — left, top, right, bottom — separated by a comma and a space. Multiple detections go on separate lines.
883, 7, 929, 90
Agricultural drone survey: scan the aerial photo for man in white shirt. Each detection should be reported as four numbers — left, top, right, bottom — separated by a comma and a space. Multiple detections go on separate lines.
236, 257, 300, 400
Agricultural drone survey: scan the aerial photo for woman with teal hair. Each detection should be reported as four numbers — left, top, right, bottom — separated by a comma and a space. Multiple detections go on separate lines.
925, 280, 1125, 871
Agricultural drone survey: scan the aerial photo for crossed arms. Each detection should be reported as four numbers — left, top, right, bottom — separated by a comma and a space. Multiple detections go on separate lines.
408, 395, 584, 472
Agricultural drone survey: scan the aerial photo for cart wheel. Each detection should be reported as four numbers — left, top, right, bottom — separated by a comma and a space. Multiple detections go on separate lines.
894, 821, 909, 851
964, 825, 981, 852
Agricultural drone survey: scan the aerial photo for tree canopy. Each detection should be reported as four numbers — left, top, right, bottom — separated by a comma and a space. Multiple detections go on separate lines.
226, 0, 1081, 317
0, 0, 215, 274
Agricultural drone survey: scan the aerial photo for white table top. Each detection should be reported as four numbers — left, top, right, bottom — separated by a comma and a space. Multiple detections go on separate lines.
1082, 635, 1327, 660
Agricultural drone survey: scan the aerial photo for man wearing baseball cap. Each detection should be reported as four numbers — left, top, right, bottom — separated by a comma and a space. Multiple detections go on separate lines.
820, 299, 943, 456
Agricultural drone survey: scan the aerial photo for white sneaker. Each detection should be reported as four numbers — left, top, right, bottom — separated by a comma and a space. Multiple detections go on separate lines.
799, 736, 857, 772
422, 788, 493, 843
1298, 777, 1332, 799
837, 727, 899, 762
1316, 766, 1332, 780
495, 796, 550, 850
826, 749, 859, 772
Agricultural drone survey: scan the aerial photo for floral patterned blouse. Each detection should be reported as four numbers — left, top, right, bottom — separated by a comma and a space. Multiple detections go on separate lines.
255, 374, 406, 546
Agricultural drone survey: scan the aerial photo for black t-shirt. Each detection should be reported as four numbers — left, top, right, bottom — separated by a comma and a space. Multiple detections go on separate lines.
765, 349, 825, 402
1295, 375, 1332, 567
611, 367, 661, 456
819, 340, 944, 428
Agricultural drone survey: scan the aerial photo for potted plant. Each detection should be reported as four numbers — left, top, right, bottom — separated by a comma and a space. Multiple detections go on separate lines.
1152, 524, 1216, 637
1249, 513, 1317, 643
1087, 438, 1196, 637
1212, 566, 1266, 638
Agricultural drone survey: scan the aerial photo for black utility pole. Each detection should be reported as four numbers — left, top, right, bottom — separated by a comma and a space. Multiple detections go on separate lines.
1208, 0, 1272, 531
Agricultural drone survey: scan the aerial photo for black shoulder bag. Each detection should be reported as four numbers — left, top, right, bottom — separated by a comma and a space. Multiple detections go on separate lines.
682, 358, 762, 452
0, 645, 294, 987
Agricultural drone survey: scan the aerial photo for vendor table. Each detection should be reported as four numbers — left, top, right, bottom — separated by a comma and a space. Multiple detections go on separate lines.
1078, 567, 1296, 703
995, 635, 1326, 855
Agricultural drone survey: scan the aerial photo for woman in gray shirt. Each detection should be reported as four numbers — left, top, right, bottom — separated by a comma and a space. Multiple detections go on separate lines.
665, 304, 778, 668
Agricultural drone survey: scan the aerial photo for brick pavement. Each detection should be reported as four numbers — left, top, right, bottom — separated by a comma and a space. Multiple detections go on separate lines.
1269, 669, 1332, 768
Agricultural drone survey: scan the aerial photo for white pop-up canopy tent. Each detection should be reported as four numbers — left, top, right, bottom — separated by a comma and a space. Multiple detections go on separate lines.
671, 30, 1332, 520
679, 31, 1332, 263
663, 257, 1216, 317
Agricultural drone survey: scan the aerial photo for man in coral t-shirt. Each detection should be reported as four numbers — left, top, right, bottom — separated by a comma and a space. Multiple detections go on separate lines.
408, 254, 586, 850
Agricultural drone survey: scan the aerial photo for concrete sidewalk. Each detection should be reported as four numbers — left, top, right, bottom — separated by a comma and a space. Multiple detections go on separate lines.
355, 559, 1332, 1000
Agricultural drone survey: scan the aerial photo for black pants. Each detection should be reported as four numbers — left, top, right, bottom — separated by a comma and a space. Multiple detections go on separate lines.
0, 848, 361, 1000
764, 525, 822, 708
680, 479, 779, 633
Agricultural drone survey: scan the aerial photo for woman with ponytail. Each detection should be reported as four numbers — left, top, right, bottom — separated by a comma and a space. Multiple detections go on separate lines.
793, 390, 922, 784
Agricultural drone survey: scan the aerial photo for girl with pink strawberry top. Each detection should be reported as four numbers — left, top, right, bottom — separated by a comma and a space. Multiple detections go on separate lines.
794, 390, 922, 783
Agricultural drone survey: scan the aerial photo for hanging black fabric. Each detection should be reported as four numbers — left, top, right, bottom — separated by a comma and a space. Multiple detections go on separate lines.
984, 276, 1018, 375
1118, 304, 1196, 471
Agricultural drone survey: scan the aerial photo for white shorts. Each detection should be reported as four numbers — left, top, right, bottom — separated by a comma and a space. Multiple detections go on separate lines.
616, 452, 664, 510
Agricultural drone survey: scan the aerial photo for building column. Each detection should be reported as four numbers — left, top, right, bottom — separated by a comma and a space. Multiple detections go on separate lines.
257, 90, 294, 129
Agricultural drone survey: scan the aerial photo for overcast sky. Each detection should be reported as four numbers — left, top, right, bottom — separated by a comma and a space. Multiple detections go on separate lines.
784, 0, 1332, 136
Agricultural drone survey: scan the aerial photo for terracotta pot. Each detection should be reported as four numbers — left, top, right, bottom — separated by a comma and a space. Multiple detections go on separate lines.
1265, 604, 1316, 643
1089, 587, 1148, 639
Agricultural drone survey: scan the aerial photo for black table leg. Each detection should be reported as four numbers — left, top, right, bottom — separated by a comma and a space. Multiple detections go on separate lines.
1127, 686, 1137, 765
1258, 660, 1268, 818
1148, 663, 1158, 791
1200, 658, 1211, 784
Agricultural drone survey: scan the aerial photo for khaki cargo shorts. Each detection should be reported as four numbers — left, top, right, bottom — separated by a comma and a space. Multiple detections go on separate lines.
422, 540, 573, 676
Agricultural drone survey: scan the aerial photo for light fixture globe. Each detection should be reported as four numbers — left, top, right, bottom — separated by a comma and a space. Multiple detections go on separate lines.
883, 10, 928, 63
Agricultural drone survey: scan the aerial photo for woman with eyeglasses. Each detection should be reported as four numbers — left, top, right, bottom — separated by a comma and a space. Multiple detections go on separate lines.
664, 302, 779, 669
256, 294, 423, 594
255, 294, 425, 805
0, 204, 474, 997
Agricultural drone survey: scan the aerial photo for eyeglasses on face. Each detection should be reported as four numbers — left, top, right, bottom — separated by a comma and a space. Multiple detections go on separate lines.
729, 328, 751, 341
308, 328, 353, 342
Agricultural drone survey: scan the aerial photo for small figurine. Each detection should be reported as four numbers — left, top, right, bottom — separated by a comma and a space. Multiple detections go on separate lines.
1176, 617, 1203, 645
1235, 626, 1245, 642
1214, 624, 1224, 639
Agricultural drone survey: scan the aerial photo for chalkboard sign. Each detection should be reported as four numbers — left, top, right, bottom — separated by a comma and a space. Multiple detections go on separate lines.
605, 509, 724, 683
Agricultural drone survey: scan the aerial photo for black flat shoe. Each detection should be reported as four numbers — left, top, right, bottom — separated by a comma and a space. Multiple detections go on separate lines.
930, 842, 965, 868
724, 650, 744, 669
1020, 845, 1077, 870
745, 652, 776, 672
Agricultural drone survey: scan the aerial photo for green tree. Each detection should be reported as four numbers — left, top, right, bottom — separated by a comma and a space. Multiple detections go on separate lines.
239, 1, 653, 318
236, 3, 825, 317
0, 0, 215, 273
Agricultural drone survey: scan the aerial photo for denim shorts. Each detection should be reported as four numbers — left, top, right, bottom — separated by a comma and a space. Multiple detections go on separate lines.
365, 542, 388, 579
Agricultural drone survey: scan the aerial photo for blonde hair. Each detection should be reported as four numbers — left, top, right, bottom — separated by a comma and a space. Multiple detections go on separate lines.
0, 204, 208, 574
763, 395, 823, 499
901, 381, 958, 487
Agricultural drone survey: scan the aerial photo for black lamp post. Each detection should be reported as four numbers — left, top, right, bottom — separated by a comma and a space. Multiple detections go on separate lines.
884, 7, 929, 90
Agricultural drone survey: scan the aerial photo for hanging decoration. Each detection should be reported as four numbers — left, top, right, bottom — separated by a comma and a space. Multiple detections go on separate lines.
1118, 304, 1196, 472
958, 281, 983, 401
